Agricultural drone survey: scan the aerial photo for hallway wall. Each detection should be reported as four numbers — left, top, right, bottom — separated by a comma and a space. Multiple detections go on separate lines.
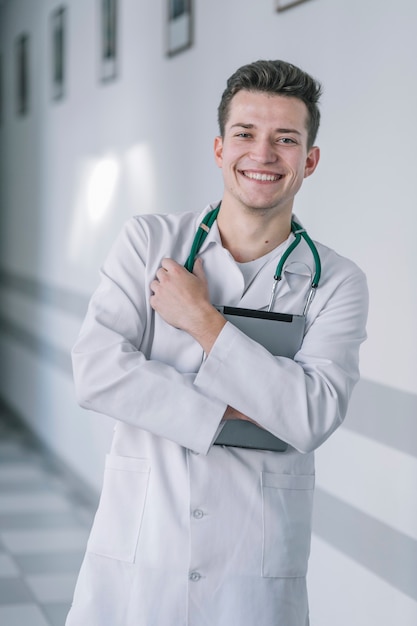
1, 0, 416, 624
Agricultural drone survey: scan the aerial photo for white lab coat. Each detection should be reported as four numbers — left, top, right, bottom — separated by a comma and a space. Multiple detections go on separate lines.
66, 204, 368, 626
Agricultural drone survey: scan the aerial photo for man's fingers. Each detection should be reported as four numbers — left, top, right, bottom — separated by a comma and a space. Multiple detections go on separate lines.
161, 257, 181, 273
192, 257, 206, 281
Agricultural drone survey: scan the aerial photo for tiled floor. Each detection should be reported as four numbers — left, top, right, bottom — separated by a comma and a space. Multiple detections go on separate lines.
0, 406, 96, 626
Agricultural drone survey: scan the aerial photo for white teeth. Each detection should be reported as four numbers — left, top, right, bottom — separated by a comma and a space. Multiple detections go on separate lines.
244, 171, 280, 181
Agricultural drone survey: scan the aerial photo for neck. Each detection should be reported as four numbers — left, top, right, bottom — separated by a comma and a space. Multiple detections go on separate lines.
216, 201, 293, 263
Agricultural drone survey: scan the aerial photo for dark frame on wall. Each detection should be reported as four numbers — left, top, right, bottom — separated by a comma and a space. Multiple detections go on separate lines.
166, 0, 193, 57
0, 53, 3, 126
100, 0, 118, 82
276, 0, 311, 11
51, 5, 67, 101
15, 33, 29, 116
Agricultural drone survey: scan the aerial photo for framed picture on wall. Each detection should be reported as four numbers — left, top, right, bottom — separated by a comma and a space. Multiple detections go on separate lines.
51, 6, 66, 100
276, 0, 311, 11
100, 0, 118, 81
166, 0, 193, 57
15, 33, 29, 116
0, 54, 3, 125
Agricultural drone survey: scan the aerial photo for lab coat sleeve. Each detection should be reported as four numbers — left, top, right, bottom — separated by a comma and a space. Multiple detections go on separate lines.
194, 264, 368, 453
71, 218, 227, 455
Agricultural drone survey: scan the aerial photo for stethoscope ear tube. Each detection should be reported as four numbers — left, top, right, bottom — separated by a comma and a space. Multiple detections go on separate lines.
303, 286, 317, 316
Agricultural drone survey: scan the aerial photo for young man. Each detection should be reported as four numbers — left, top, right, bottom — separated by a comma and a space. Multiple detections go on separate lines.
66, 60, 368, 626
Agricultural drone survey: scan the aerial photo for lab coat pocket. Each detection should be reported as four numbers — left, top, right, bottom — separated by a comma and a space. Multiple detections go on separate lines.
87, 454, 150, 563
261, 472, 315, 578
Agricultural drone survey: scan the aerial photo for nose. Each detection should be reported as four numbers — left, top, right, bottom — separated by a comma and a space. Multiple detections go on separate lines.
249, 138, 278, 164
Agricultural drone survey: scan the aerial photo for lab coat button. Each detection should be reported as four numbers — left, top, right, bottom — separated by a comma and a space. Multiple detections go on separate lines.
189, 571, 201, 582
192, 509, 204, 519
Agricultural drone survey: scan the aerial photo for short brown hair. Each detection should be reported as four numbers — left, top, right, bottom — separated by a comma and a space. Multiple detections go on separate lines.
218, 59, 322, 148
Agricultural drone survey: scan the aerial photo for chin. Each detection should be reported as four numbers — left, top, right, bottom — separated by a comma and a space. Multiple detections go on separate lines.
243, 202, 284, 214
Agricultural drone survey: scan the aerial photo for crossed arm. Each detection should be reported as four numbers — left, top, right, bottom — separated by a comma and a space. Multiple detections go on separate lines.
150, 257, 253, 423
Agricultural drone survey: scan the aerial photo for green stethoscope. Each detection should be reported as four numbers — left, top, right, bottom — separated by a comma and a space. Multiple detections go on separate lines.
184, 204, 322, 316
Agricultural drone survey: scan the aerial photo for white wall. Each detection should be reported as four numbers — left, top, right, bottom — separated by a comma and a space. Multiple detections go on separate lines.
1, 0, 416, 624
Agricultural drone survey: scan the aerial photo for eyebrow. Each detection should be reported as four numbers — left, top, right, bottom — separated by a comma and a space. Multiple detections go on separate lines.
230, 123, 302, 135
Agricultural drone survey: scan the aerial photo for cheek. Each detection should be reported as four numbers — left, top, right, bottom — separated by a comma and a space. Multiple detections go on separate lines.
291, 158, 309, 179
220, 143, 242, 165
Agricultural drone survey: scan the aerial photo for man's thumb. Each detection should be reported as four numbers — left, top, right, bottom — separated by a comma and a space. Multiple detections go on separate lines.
193, 257, 206, 280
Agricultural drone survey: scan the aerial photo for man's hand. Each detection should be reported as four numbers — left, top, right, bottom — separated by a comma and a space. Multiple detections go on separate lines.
150, 257, 226, 354
223, 406, 258, 424
151, 259, 254, 423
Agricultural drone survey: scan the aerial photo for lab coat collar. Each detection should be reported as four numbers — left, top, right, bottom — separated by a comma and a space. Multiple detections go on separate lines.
195, 205, 316, 311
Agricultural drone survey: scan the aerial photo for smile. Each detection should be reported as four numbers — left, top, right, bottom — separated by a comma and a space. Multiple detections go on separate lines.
240, 170, 282, 182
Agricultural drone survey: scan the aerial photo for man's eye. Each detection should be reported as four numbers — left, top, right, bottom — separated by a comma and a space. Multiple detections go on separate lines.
279, 137, 297, 144
236, 132, 252, 138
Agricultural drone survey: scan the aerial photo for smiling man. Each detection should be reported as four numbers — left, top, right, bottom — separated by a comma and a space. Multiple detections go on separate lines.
66, 60, 368, 626
216, 91, 318, 213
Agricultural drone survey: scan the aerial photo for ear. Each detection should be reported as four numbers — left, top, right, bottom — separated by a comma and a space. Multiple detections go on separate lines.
304, 146, 320, 179
214, 136, 223, 168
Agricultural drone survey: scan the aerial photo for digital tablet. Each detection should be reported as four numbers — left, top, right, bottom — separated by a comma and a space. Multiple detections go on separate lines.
216, 306, 305, 357
213, 306, 305, 452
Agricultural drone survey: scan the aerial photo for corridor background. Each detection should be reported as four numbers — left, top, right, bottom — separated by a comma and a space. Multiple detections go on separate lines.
0, 1, 416, 624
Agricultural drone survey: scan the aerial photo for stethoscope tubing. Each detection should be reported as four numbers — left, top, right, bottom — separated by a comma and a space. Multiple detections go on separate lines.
184, 206, 220, 273
184, 204, 321, 316
268, 218, 321, 313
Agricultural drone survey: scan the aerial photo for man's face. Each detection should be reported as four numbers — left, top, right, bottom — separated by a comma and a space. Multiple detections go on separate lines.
214, 90, 320, 217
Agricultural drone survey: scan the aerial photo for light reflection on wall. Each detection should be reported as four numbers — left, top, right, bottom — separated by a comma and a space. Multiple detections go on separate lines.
68, 153, 120, 266
124, 143, 157, 215
87, 157, 120, 223
67, 144, 156, 269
